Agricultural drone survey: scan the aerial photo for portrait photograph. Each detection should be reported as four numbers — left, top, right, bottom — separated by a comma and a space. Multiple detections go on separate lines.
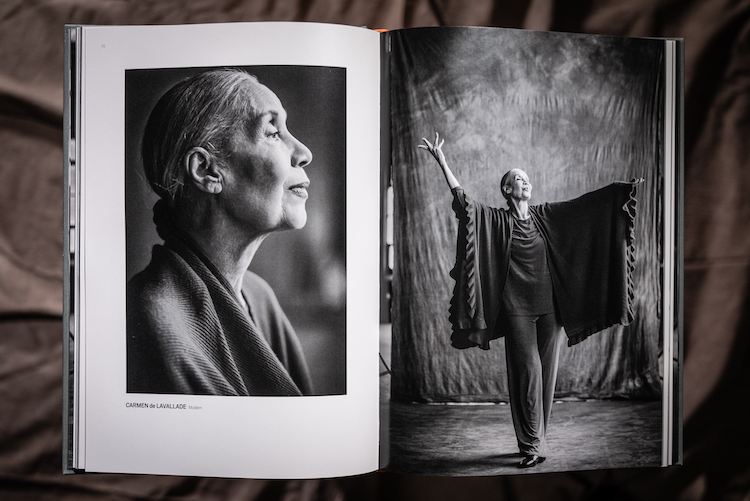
125, 65, 347, 397
384, 27, 668, 474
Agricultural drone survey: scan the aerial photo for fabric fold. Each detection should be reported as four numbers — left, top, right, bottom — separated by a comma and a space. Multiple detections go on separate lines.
449, 181, 639, 349
127, 222, 313, 396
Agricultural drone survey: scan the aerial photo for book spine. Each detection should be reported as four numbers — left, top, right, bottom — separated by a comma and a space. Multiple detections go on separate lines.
673, 37, 685, 467
660, 37, 685, 468
379, 31, 392, 325
378, 29, 392, 471
62, 24, 82, 475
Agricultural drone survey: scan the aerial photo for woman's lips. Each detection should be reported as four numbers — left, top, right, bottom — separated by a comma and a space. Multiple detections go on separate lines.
288, 181, 310, 199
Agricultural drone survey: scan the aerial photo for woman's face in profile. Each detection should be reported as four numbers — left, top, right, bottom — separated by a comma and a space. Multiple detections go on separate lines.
219, 83, 313, 236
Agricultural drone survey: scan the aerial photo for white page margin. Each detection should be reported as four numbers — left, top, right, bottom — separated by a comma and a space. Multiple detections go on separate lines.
80, 22, 380, 479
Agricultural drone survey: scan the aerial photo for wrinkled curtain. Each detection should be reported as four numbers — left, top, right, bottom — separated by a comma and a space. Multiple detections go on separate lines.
390, 28, 664, 402
3, 1, 750, 499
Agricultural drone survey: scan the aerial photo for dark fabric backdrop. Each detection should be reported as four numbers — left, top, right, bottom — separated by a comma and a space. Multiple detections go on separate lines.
390, 28, 663, 402
1, 1, 749, 500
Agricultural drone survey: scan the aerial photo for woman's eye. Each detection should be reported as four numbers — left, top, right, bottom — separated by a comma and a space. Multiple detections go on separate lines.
267, 130, 281, 140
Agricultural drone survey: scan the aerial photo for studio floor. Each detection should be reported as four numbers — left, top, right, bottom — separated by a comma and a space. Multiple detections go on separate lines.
379, 327, 663, 476
383, 398, 662, 476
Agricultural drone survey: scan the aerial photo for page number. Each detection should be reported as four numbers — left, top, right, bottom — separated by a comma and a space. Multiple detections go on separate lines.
101, 44, 106, 48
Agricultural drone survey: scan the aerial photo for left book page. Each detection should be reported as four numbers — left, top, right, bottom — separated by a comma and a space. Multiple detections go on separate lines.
64, 22, 381, 479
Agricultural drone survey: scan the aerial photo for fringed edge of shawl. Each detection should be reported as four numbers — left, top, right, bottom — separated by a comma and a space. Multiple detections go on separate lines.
448, 191, 495, 349
567, 181, 639, 347
623, 181, 638, 325
448, 191, 482, 331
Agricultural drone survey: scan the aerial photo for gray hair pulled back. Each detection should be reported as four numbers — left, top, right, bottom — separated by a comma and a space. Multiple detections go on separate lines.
141, 68, 262, 205
500, 169, 513, 205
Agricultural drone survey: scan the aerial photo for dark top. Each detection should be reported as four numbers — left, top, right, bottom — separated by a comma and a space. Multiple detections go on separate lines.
449, 182, 639, 350
501, 216, 555, 316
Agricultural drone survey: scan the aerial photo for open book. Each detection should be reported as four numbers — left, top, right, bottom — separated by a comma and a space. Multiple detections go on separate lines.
64, 22, 682, 478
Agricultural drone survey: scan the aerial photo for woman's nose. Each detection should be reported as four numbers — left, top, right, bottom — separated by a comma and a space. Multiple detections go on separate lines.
290, 134, 312, 168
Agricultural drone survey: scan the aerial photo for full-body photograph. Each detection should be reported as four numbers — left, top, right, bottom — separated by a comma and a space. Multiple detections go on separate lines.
383, 27, 664, 475
419, 133, 642, 468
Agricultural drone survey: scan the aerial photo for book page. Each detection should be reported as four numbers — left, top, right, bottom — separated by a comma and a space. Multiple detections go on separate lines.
78, 22, 380, 478
384, 27, 676, 474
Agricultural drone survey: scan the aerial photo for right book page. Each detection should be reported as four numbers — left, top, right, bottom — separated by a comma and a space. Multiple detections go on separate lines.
383, 26, 678, 475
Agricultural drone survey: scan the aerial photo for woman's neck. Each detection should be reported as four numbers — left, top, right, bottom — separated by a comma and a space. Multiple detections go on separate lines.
508, 199, 530, 220
176, 207, 267, 304
191, 232, 266, 299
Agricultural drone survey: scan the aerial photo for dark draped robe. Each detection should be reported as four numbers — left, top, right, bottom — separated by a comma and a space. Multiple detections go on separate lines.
449, 182, 639, 349
127, 232, 313, 396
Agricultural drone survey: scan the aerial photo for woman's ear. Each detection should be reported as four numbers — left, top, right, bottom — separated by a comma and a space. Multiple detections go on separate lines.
184, 147, 223, 194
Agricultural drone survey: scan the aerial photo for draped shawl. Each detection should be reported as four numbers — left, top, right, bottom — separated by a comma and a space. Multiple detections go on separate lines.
449, 182, 638, 349
127, 235, 313, 396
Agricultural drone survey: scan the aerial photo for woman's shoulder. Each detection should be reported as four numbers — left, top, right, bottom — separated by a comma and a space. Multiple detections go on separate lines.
452, 187, 509, 215
242, 270, 274, 295
127, 244, 216, 317
128, 245, 191, 294
242, 271, 283, 312
126, 246, 214, 349
241, 271, 294, 340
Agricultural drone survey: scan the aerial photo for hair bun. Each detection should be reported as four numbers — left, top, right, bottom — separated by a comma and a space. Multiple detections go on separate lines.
152, 198, 176, 242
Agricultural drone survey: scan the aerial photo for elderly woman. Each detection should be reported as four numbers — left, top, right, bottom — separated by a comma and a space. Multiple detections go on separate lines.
420, 133, 640, 468
127, 69, 314, 396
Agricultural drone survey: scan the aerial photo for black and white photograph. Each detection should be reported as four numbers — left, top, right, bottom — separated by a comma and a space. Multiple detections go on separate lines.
125, 65, 347, 397
384, 27, 668, 474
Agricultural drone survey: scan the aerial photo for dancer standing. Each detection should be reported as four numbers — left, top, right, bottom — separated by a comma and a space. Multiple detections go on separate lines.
420, 133, 640, 467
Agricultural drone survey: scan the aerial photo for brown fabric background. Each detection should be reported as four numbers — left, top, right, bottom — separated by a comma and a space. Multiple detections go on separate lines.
0, 1, 748, 500
389, 28, 663, 402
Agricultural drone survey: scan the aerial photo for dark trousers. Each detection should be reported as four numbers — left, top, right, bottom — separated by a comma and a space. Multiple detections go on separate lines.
504, 312, 564, 456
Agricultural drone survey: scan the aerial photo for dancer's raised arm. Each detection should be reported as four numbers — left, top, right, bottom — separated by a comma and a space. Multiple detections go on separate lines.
418, 132, 460, 190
